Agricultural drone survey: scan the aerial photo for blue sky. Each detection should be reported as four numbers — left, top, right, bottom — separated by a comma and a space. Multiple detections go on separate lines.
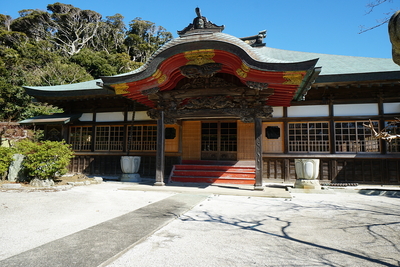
2, 0, 399, 58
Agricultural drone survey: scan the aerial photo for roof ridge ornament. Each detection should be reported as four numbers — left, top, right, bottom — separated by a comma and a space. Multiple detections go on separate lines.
240, 30, 267, 47
177, 7, 225, 36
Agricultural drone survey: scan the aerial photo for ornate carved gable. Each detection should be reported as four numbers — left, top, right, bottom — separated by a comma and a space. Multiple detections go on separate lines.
146, 74, 274, 123
179, 76, 238, 90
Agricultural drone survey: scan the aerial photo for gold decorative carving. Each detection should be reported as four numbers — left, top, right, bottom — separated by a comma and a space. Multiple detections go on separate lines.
152, 69, 167, 84
112, 83, 129, 94
283, 71, 305, 85
236, 62, 250, 78
184, 49, 215, 65
180, 63, 222, 78
180, 76, 237, 90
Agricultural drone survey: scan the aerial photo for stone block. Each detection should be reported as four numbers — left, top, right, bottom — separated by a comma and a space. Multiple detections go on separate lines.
29, 178, 55, 187
1, 183, 22, 189
7, 154, 25, 182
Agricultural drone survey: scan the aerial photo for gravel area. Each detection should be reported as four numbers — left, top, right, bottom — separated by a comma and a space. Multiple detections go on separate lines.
1, 181, 400, 267
0, 182, 174, 261
107, 192, 400, 267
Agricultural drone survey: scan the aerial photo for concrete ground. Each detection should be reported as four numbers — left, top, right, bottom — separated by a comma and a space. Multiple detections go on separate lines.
0, 180, 399, 267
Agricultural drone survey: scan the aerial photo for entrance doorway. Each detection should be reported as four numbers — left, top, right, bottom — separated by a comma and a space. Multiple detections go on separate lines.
201, 121, 237, 160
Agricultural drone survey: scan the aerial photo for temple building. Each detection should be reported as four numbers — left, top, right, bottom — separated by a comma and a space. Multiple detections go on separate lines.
21, 9, 400, 186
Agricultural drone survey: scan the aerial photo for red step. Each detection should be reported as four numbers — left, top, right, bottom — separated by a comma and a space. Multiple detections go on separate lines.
170, 160, 256, 185
171, 176, 255, 185
174, 165, 255, 172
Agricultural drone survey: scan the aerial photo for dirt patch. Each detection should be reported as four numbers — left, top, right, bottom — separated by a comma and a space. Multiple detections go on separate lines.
0, 173, 97, 188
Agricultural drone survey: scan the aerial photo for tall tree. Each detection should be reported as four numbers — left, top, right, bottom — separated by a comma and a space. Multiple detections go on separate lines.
0, 3, 173, 121
91, 14, 126, 54
125, 17, 172, 62
10, 9, 52, 41
47, 2, 102, 56
0, 14, 12, 31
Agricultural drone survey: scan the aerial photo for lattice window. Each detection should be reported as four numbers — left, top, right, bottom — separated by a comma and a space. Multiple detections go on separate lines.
335, 121, 380, 153
220, 122, 237, 152
288, 122, 330, 153
201, 122, 218, 152
70, 126, 92, 151
127, 125, 157, 151
95, 126, 124, 151
201, 122, 237, 152
385, 121, 400, 153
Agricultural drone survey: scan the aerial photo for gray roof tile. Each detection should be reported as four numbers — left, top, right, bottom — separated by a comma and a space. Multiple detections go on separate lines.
256, 47, 400, 76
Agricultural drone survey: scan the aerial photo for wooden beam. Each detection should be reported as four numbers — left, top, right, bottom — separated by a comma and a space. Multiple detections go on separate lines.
254, 117, 263, 190
155, 111, 165, 186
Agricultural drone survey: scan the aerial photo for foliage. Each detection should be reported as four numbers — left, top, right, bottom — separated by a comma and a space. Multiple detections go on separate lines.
91, 14, 126, 54
0, 77, 62, 121
125, 17, 172, 63
71, 48, 140, 77
0, 147, 13, 178
11, 9, 52, 41
15, 139, 74, 180
0, 77, 32, 121
47, 3, 103, 56
0, 2, 172, 121
26, 61, 93, 86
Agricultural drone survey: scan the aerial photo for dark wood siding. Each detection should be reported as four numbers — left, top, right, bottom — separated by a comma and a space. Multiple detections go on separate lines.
263, 157, 400, 185
68, 155, 180, 179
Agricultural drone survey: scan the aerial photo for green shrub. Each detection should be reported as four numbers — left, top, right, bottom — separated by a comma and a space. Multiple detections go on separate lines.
15, 139, 74, 180
0, 147, 13, 179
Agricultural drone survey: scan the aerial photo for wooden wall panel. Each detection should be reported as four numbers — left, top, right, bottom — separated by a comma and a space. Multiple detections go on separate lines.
165, 124, 179, 152
182, 121, 201, 160
237, 121, 255, 160
262, 122, 284, 153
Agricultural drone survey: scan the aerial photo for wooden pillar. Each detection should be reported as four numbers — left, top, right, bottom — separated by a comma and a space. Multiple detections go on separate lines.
254, 117, 263, 190
154, 111, 165, 186
91, 112, 96, 152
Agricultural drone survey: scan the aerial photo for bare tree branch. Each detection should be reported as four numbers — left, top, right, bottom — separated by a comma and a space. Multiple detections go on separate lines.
363, 119, 400, 142
359, 0, 398, 33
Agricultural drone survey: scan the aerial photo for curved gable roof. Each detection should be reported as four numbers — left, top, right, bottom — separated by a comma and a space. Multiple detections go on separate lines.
101, 32, 318, 85
100, 31, 318, 107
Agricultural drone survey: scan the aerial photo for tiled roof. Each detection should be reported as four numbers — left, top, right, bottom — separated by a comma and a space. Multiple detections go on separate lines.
256, 46, 400, 76
24, 79, 103, 91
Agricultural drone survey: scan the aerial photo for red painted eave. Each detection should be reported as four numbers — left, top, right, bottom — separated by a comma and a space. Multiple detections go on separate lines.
107, 49, 316, 108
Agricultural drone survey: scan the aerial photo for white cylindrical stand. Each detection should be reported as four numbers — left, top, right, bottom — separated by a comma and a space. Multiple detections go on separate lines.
120, 156, 141, 182
294, 159, 321, 190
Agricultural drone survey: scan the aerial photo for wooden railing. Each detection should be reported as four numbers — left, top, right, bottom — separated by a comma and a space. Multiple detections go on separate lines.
288, 141, 330, 152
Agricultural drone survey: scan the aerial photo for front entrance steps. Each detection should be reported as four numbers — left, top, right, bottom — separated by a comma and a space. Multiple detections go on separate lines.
169, 160, 256, 185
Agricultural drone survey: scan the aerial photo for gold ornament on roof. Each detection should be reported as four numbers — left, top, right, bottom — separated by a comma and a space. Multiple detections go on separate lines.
283, 71, 305, 85
152, 69, 167, 84
184, 49, 215, 65
236, 62, 250, 78
112, 83, 129, 94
